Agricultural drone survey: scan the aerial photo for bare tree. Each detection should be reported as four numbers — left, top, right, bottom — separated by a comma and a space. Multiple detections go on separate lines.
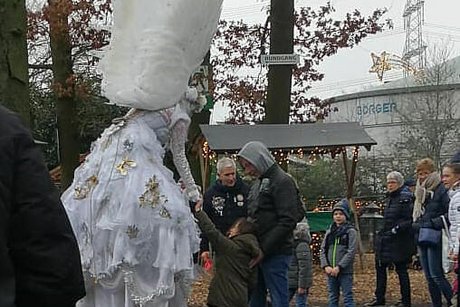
394, 45, 460, 169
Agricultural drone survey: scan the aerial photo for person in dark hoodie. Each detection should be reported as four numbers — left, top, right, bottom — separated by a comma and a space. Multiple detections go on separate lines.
200, 157, 250, 262
288, 221, 313, 307
320, 199, 357, 307
237, 141, 298, 307
365, 171, 415, 307
192, 200, 261, 307
0, 106, 85, 307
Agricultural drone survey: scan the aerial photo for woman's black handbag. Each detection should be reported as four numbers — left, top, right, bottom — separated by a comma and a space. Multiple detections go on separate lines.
418, 227, 441, 246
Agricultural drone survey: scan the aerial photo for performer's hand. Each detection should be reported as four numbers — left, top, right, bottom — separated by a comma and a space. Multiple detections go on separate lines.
324, 266, 333, 275
200, 251, 210, 261
249, 251, 264, 268
194, 199, 203, 213
189, 199, 202, 213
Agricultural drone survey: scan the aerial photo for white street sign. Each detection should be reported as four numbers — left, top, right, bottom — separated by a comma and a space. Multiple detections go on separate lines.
261, 54, 300, 65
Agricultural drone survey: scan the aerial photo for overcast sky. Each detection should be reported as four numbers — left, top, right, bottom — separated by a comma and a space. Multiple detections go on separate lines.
211, 0, 460, 122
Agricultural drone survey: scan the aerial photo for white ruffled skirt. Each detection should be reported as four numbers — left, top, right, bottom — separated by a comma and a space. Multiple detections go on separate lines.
62, 114, 199, 307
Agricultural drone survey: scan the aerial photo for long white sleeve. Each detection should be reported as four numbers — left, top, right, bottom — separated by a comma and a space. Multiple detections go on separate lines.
169, 119, 200, 202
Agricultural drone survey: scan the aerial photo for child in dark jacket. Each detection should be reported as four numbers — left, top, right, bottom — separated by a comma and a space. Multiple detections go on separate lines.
192, 201, 261, 307
320, 199, 357, 307
288, 220, 313, 307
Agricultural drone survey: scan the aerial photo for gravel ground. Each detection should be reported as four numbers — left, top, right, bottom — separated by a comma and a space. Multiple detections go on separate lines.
188, 253, 455, 306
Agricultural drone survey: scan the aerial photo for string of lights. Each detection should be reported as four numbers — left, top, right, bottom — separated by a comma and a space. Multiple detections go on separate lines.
201, 142, 352, 165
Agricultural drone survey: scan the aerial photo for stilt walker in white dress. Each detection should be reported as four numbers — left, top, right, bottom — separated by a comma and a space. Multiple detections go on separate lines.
61, 0, 223, 306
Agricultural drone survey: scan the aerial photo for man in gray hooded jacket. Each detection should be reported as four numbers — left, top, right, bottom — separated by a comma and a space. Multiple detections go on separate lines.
238, 141, 298, 307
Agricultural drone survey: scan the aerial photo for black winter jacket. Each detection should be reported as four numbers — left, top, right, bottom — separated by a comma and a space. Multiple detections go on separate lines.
375, 186, 415, 263
248, 164, 298, 256
201, 177, 249, 252
0, 106, 85, 307
414, 183, 450, 245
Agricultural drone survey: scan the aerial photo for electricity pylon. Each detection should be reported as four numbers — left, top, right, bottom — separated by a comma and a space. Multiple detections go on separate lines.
402, 0, 426, 75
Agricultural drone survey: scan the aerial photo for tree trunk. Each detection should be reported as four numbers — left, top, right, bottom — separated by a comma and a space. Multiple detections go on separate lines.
264, 0, 294, 124
48, 0, 79, 190
0, 0, 30, 124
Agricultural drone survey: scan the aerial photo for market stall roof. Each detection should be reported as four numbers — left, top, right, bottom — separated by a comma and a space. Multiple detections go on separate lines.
200, 122, 377, 152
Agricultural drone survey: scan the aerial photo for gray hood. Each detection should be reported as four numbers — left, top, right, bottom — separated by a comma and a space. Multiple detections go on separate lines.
237, 141, 275, 175
294, 220, 311, 243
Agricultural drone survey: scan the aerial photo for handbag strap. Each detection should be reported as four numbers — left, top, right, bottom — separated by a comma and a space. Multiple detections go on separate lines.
441, 215, 451, 239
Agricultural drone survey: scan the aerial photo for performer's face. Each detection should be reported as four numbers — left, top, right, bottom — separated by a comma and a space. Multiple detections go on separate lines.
218, 166, 236, 187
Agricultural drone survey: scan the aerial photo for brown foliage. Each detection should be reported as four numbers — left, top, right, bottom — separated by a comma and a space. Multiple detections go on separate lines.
28, 0, 111, 50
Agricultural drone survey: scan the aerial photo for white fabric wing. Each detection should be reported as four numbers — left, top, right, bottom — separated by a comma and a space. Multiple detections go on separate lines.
100, 0, 223, 111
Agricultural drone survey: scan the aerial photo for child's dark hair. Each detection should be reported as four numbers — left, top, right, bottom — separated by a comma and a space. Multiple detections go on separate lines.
232, 218, 257, 235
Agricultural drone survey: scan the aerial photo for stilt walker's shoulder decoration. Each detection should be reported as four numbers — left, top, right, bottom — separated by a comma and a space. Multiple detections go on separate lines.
62, 1, 222, 306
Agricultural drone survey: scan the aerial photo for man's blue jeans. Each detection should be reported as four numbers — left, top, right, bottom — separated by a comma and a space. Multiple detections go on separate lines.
418, 245, 453, 307
250, 254, 292, 307
327, 273, 354, 307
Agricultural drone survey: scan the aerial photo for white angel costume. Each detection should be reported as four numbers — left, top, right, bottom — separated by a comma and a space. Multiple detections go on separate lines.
61, 0, 222, 306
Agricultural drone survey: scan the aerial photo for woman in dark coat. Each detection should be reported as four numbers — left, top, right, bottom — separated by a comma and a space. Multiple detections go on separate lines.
193, 201, 261, 307
366, 171, 414, 307
413, 158, 453, 307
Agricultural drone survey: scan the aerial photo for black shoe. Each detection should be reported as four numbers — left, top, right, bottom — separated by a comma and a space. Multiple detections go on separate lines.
365, 298, 386, 306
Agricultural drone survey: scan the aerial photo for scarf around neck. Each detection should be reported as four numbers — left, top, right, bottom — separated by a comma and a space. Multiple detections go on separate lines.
412, 172, 441, 222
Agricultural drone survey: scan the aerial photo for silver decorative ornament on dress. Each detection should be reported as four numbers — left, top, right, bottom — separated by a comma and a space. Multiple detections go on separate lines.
159, 206, 172, 219
126, 225, 140, 239
124, 268, 173, 307
123, 139, 134, 152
